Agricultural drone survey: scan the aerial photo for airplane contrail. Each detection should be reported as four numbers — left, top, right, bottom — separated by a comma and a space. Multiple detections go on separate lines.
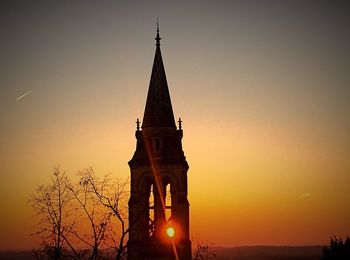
16, 89, 33, 102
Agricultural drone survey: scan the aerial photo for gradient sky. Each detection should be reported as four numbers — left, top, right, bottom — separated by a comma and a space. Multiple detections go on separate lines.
1, 0, 350, 250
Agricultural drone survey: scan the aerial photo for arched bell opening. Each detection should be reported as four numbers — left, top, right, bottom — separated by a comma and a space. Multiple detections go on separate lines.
141, 176, 155, 238
148, 183, 155, 237
163, 176, 174, 222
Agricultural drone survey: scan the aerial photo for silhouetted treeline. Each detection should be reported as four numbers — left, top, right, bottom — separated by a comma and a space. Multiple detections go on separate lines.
322, 236, 350, 260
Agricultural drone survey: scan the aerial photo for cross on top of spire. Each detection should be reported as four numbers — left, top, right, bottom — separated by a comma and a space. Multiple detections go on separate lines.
155, 18, 161, 46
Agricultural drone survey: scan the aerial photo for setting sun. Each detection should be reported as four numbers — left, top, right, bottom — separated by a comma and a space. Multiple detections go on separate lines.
166, 226, 175, 238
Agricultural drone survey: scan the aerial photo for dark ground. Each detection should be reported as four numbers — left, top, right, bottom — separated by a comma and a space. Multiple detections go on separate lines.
211, 245, 323, 260
0, 246, 324, 259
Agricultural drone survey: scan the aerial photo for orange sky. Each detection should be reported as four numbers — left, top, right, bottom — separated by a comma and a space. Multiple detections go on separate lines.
1, 1, 350, 250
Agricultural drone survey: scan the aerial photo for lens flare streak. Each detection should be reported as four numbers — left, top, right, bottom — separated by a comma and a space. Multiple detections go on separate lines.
143, 132, 179, 260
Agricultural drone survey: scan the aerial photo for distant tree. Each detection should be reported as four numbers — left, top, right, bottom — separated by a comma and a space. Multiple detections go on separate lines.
193, 240, 217, 260
322, 236, 350, 260
29, 167, 80, 259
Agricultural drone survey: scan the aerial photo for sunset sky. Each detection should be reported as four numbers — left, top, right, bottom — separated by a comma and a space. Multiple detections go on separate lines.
1, 0, 350, 250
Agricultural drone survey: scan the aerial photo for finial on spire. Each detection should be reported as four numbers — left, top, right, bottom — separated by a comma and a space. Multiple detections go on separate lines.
136, 118, 140, 131
178, 117, 182, 130
157, 17, 159, 33
155, 17, 161, 46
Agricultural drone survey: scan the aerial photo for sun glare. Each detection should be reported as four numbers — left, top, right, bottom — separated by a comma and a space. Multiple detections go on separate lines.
166, 226, 175, 238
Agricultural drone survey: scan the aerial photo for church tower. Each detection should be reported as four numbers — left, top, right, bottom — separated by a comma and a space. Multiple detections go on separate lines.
128, 24, 191, 260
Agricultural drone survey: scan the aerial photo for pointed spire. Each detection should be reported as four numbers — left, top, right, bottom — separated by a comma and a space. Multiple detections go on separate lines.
142, 22, 176, 129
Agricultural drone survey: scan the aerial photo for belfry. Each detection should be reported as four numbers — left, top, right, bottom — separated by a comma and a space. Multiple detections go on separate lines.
128, 23, 191, 259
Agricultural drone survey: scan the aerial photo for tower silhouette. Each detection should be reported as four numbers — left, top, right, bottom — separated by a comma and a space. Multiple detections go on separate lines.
127, 23, 191, 260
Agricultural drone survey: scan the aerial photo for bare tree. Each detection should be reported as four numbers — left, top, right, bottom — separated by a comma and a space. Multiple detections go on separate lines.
30, 167, 131, 260
29, 167, 80, 260
78, 168, 129, 260
69, 176, 112, 260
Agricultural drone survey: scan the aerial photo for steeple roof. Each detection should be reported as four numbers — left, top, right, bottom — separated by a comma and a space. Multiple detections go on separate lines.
142, 24, 176, 128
